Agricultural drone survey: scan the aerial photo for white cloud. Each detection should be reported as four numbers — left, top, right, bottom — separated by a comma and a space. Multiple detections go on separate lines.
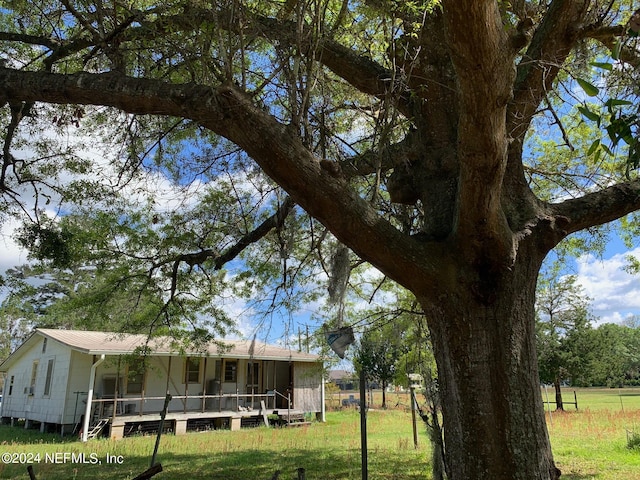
0, 217, 29, 276
575, 247, 640, 325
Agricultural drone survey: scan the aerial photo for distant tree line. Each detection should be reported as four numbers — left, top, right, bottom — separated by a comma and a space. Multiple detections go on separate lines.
564, 321, 640, 388
536, 266, 640, 395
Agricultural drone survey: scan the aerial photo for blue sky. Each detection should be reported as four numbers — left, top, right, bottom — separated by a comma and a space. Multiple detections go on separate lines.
3, 215, 640, 335
570, 236, 640, 325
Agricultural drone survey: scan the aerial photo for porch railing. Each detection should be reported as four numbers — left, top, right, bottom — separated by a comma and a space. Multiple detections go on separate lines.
91, 390, 291, 418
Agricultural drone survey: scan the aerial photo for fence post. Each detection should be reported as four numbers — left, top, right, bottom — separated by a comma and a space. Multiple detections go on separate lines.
359, 368, 368, 480
410, 387, 418, 449
27, 465, 37, 480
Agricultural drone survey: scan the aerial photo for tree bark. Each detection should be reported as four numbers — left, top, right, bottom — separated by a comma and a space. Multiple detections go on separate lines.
419, 244, 560, 480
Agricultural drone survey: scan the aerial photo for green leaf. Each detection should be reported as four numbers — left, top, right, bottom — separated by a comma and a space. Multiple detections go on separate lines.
612, 40, 622, 60
587, 139, 600, 156
576, 78, 600, 97
577, 106, 601, 122
594, 149, 602, 163
605, 98, 634, 108
606, 124, 618, 144
601, 143, 614, 156
590, 62, 613, 71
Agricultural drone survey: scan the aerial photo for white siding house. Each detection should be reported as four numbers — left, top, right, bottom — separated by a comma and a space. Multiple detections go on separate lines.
0, 329, 323, 439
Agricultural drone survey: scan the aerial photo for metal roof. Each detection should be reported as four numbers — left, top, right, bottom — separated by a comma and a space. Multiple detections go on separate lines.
0, 328, 320, 371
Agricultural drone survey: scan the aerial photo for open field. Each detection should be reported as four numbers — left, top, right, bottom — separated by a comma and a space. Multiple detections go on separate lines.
327, 386, 640, 412
0, 388, 638, 479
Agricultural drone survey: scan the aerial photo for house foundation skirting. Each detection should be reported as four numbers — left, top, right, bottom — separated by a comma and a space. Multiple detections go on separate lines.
107, 408, 307, 439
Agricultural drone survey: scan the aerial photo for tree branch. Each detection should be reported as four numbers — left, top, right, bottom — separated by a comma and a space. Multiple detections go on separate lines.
440, 1, 515, 252
0, 32, 60, 49
502, 0, 592, 248
161, 197, 295, 301
0, 67, 435, 291
0, 6, 435, 124
552, 179, 640, 235
213, 196, 295, 269
246, 15, 415, 116
510, 0, 591, 140
579, 24, 640, 68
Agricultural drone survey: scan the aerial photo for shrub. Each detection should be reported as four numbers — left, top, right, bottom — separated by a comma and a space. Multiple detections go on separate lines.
626, 430, 640, 450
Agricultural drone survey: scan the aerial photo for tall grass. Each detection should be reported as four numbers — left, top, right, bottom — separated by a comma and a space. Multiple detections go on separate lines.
548, 409, 640, 480
0, 410, 426, 480
1, 388, 639, 479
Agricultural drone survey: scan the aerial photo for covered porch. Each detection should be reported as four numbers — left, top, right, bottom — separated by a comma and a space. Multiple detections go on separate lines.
80, 352, 317, 439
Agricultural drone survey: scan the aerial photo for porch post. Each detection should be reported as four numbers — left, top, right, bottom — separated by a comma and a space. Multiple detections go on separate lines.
140, 382, 146, 416
81, 354, 105, 442
201, 357, 207, 413
183, 368, 188, 415
165, 356, 172, 394
218, 359, 222, 412
250, 361, 254, 409
163, 356, 172, 415
321, 374, 326, 422
113, 358, 120, 420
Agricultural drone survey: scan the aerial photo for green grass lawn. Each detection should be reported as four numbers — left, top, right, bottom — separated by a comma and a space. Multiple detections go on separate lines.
1, 388, 639, 479
0, 410, 426, 480
545, 387, 640, 480
555, 386, 640, 411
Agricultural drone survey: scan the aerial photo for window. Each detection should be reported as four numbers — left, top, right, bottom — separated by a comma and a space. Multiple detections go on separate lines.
126, 368, 145, 395
8, 375, 14, 395
224, 360, 237, 383
43, 359, 54, 396
184, 357, 201, 384
42, 338, 48, 353
29, 361, 39, 395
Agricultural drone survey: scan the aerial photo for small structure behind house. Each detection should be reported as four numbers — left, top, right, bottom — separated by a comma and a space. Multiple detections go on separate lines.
328, 370, 357, 391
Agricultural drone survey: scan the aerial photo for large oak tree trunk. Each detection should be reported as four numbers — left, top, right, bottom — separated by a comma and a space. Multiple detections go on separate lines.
420, 250, 560, 480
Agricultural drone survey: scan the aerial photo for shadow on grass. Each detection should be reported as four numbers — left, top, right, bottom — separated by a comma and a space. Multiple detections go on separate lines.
0, 426, 80, 445
0, 425, 427, 480
560, 475, 600, 480
1, 449, 428, 480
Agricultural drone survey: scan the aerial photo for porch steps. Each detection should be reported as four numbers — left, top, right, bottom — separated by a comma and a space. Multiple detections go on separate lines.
281, 413, 311, 428
87, 419, 110, 439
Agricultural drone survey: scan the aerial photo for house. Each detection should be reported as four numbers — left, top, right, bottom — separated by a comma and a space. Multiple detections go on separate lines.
0, 329, 324, 439
328, 370, 357, 391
